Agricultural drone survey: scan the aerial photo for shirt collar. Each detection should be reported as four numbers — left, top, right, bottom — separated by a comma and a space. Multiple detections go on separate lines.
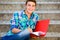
22, 10, 34, 19
22, 10, 34, 16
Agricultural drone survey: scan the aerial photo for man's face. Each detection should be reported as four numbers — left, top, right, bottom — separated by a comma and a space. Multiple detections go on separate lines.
25, 1, 36, 13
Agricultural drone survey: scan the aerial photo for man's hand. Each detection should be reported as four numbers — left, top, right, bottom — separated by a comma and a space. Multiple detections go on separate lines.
28, 28, 33, 33
12, 28, 21, 34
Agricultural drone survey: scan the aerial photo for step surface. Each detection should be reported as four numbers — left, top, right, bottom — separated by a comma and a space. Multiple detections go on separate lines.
0, 2, 60, 4
0, 32, 60, 37
0, 0, 60, 2
0, 10, 60, 14
0, 20, 60, 25
0, 24, 60, 32
0, 4, 60, 11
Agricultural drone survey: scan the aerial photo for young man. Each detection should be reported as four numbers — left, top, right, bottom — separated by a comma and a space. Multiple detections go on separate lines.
2, 0, 39, 40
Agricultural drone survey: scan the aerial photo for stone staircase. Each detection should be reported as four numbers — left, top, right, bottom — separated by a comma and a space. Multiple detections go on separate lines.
0, 0, 60, 40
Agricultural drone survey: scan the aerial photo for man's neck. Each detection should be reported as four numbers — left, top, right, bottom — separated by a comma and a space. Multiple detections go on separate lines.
25, 10, 31, 15
25, 10, 32, 19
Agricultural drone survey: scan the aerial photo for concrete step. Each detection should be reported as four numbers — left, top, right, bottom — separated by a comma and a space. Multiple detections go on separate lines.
0, 0, 60, 2
0, 4, 60, 11
39, 0, 60, 2
35, 10, 60, 13
0, 32, 60, 37
0, 25, 10, 32
0, 0, 26, 2
0, 2, 60, 4
30, 37, 60, 40
48, 25, 60, 32
0, 24, 60, 32
0, 20, 60, 25
0, 10, 60, 14
39, 13, 60, 20
0, 13, 60, 21
0, 14, 12, 21
45, 32, 60, 37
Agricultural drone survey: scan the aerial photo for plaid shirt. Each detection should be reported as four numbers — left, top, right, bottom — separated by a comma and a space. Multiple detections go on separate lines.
7, 10, 39, 35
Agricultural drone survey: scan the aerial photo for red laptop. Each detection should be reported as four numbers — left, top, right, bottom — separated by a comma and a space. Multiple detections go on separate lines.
30, 19, 50, 38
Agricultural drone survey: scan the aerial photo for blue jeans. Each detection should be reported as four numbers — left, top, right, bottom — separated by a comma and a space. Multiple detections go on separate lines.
2, 29, 30, 40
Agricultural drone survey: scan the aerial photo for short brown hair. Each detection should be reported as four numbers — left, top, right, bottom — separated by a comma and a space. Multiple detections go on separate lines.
26, 0, 36, 6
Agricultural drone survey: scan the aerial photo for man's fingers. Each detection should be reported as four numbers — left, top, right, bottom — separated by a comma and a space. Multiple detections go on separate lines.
28, 28, 33, 33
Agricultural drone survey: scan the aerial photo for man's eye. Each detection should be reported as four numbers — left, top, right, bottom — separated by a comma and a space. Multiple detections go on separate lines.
28, 4, 31, 6
32, 5, 35, 7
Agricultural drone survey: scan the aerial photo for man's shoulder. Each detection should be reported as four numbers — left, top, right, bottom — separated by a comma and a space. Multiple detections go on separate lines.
13, 10, 24, 16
